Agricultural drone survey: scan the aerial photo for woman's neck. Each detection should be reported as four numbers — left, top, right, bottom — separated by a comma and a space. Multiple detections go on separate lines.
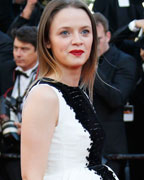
47, 67, 81, 87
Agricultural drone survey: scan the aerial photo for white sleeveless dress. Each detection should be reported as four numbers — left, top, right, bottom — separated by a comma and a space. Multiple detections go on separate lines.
37, 78, 119, 180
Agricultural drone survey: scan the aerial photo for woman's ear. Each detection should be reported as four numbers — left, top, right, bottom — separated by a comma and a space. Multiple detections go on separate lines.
106, 31, 111, 43
46, 41, 51, 49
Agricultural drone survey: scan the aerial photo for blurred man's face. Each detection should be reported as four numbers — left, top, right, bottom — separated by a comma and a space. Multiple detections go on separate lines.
96, 23, 111, 57
13, 38, 37, 71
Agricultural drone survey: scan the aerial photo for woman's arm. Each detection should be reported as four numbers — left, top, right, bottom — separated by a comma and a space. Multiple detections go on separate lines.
21, 84, 59, 180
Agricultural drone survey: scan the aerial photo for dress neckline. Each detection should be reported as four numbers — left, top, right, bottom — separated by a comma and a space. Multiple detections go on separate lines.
42, 77, 80, 89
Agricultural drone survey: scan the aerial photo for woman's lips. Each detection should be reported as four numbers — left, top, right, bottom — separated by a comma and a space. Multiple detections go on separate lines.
69, 50, 84, 56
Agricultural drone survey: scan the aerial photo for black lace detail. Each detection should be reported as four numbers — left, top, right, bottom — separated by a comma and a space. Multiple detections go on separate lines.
37, 78, 117, 179
89, 165, 117, 180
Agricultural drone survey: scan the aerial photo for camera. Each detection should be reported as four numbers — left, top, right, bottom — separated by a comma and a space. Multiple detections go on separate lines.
0, 95, 22, 143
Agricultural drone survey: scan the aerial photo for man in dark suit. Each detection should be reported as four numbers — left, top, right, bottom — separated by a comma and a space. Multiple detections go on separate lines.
92, 0, 144, 34
110, 19, 144, 179
93, 12, 137, 180
0, 30, 16, 96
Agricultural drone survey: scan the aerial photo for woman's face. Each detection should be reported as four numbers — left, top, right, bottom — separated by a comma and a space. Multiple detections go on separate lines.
47, 7, 93, 71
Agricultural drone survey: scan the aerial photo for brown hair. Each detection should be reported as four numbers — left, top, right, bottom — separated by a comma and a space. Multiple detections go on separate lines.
37, 0, 98, 100
12, 26, 37, 50
93, 12, 109, 33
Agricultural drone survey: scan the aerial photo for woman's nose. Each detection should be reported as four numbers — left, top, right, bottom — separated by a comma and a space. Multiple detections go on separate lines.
71, 32, 83, 45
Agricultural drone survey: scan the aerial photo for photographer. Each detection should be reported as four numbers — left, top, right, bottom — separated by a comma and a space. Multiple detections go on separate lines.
0, 25, 38, 180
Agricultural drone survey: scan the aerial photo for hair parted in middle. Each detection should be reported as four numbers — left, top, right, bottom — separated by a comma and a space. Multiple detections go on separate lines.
93, 12, 109, 33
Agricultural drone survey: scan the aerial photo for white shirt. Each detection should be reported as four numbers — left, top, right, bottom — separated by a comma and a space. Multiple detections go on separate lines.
118, 0, 130, 7
10, 62, 38, 122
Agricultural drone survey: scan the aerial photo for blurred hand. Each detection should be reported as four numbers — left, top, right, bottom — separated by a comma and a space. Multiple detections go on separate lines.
14, 122, 21, 135
135, 19, 144, 31
21, 0, 38, 19
27, 0, 38, 6
140, 48, 144, 61
0, 114, 9, 123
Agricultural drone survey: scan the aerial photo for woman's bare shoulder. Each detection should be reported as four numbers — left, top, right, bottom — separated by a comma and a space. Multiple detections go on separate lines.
23, 84, 58, 110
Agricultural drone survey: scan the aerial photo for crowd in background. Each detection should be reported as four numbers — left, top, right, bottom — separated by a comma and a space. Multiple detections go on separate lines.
0, 0, 144, 180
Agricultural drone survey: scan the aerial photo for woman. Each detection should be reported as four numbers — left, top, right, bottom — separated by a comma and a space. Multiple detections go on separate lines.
21, 0, 119, 180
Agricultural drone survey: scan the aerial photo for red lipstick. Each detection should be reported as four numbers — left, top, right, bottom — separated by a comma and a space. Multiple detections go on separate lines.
70, 50, 84, 56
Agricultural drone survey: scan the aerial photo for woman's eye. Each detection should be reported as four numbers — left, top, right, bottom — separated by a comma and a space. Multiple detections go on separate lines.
81, 29, 89, 35
60, 31, 69, 36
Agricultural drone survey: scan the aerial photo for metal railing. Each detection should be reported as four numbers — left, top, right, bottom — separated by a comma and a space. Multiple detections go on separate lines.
105, 153, 144, 180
